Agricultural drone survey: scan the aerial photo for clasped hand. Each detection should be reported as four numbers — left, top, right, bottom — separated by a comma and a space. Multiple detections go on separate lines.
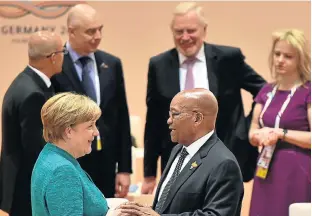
250, 127, 283, 147
108, 202, 159, 216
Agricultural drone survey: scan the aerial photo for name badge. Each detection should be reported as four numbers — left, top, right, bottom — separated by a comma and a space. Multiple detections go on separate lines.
255, 145, 276, 179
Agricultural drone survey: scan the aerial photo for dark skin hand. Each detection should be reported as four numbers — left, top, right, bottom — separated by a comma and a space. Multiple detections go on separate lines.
117, 202, 159, 216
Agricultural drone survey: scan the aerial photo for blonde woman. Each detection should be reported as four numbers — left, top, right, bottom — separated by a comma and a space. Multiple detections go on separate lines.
249, 29, 311, 216
31, 93, 109, 216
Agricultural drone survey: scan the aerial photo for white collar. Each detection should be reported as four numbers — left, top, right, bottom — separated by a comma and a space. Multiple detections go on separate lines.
184, 130, 214, 157
27, 65, 51, 88
66, 41, 96, 64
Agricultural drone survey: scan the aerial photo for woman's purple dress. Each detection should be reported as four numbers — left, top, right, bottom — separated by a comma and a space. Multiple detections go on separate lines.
249, 82, 311, 216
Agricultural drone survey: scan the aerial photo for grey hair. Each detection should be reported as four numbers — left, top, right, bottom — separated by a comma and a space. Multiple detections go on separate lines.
172, 2, 207, 27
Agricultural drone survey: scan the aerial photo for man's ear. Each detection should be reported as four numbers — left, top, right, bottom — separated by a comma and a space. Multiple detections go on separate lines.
68, 26, 75, 37
194, 112, 203, 123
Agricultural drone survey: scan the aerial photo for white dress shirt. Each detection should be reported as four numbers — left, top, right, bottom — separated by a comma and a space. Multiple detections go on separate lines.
157, 130, 214, 201
178, 44, 209, 91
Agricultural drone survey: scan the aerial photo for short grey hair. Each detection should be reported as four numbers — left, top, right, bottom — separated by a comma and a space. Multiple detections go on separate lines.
172, 2, 207, 27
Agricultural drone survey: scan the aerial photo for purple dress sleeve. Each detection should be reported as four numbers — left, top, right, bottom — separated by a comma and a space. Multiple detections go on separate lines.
254, 83, 274, 105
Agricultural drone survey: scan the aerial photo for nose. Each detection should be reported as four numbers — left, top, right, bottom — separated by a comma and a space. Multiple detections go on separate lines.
93, 126, 100, 136
94, 29, 102, 40
277, 55, 284, 63
167, 115, 172, 125
181, 31, 190, 41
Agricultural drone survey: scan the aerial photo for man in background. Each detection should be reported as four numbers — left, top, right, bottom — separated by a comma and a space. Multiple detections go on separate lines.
51, 4, 132, 198
0, 31, 64, 216
142, 2, 266, 194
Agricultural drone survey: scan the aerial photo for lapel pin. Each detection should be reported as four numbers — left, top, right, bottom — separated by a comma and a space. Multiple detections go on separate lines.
190, 161, 198, 170
101, 62, 109, 69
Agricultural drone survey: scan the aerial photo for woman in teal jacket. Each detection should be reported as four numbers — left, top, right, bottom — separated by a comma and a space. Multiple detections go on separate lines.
31, 92, 110, 216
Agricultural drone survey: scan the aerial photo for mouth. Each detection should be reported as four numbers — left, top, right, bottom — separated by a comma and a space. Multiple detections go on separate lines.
276, 65, 285, 69
180, 43, 194, 49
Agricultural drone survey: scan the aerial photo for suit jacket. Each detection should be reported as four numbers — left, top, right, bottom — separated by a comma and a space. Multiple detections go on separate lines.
144, 43, 266, 182
153, 133, 244, 216
0, 67, 54, 216
51, 50, 132, 197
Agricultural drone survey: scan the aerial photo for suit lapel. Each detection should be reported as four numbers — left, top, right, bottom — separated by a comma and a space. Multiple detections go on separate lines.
63, 53, 85, 93
204, 43, 219, 99
167, 50, 180, 96
94, 51, 114, 107
160, 133, 219, 213
153, 145, 182, 208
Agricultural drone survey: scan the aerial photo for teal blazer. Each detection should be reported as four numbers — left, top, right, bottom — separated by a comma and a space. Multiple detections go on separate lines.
31, 143, 109, 216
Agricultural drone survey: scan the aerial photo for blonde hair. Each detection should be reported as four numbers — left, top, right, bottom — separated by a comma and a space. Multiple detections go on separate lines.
171, 2, 207, 27
41, 92, 101, 143
269, 29, 311, 84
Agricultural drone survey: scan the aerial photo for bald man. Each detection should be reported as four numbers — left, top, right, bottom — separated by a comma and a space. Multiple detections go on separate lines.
51, 4, 132, 198
120, 89, 243, 216
0, 31, 65, 216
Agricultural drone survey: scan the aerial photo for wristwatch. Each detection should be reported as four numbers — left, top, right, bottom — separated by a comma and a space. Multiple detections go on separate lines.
282, 128, 288, 140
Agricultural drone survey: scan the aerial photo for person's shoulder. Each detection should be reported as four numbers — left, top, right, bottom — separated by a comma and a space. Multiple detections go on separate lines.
150, 47, 177, 63
301, 81, 311, 90
36, 146, 76, 172
206, 43, 242, 56
95, 49, 121, 62
3, 68, 44, 104
261, 82, 275, 92
208, 138, 239, 165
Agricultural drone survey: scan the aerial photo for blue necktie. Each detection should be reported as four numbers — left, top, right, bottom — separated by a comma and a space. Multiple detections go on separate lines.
79, 56, 97, 102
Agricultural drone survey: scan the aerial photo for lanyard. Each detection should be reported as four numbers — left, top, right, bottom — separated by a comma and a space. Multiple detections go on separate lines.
255, 84, 298, 179
259, 84, 298, 129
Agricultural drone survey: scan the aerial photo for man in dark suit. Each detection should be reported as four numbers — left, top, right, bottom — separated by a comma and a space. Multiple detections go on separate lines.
51, 4, 132, 198
0, 31, 64, 216
142, 2, 266, 193
120, 89, 243, 216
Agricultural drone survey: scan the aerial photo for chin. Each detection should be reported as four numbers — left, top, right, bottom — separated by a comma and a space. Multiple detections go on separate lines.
85, 147, 92, 155
184, 49, 197, 57
170, 138, 178, 143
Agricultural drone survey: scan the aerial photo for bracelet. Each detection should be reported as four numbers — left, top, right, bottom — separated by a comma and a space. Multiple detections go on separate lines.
282, 128, 288, 140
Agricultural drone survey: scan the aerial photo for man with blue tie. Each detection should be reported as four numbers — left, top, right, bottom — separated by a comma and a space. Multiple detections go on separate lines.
51, 4, 132, 198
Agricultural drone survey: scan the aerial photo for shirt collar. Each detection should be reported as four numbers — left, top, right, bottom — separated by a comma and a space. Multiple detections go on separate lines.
184, 130, 214, 157
66, 41, 96, 64
178, 44, 205, 66
27, 65, 51, 88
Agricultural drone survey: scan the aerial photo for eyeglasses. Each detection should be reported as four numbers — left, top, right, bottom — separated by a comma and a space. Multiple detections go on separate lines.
46, 49, 68, 58
169, 110, 197, 119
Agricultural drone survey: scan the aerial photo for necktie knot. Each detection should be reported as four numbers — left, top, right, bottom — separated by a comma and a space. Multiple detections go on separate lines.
184, 57, 197, 66
180, 148, 188, 159
79, 56, 91, 68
